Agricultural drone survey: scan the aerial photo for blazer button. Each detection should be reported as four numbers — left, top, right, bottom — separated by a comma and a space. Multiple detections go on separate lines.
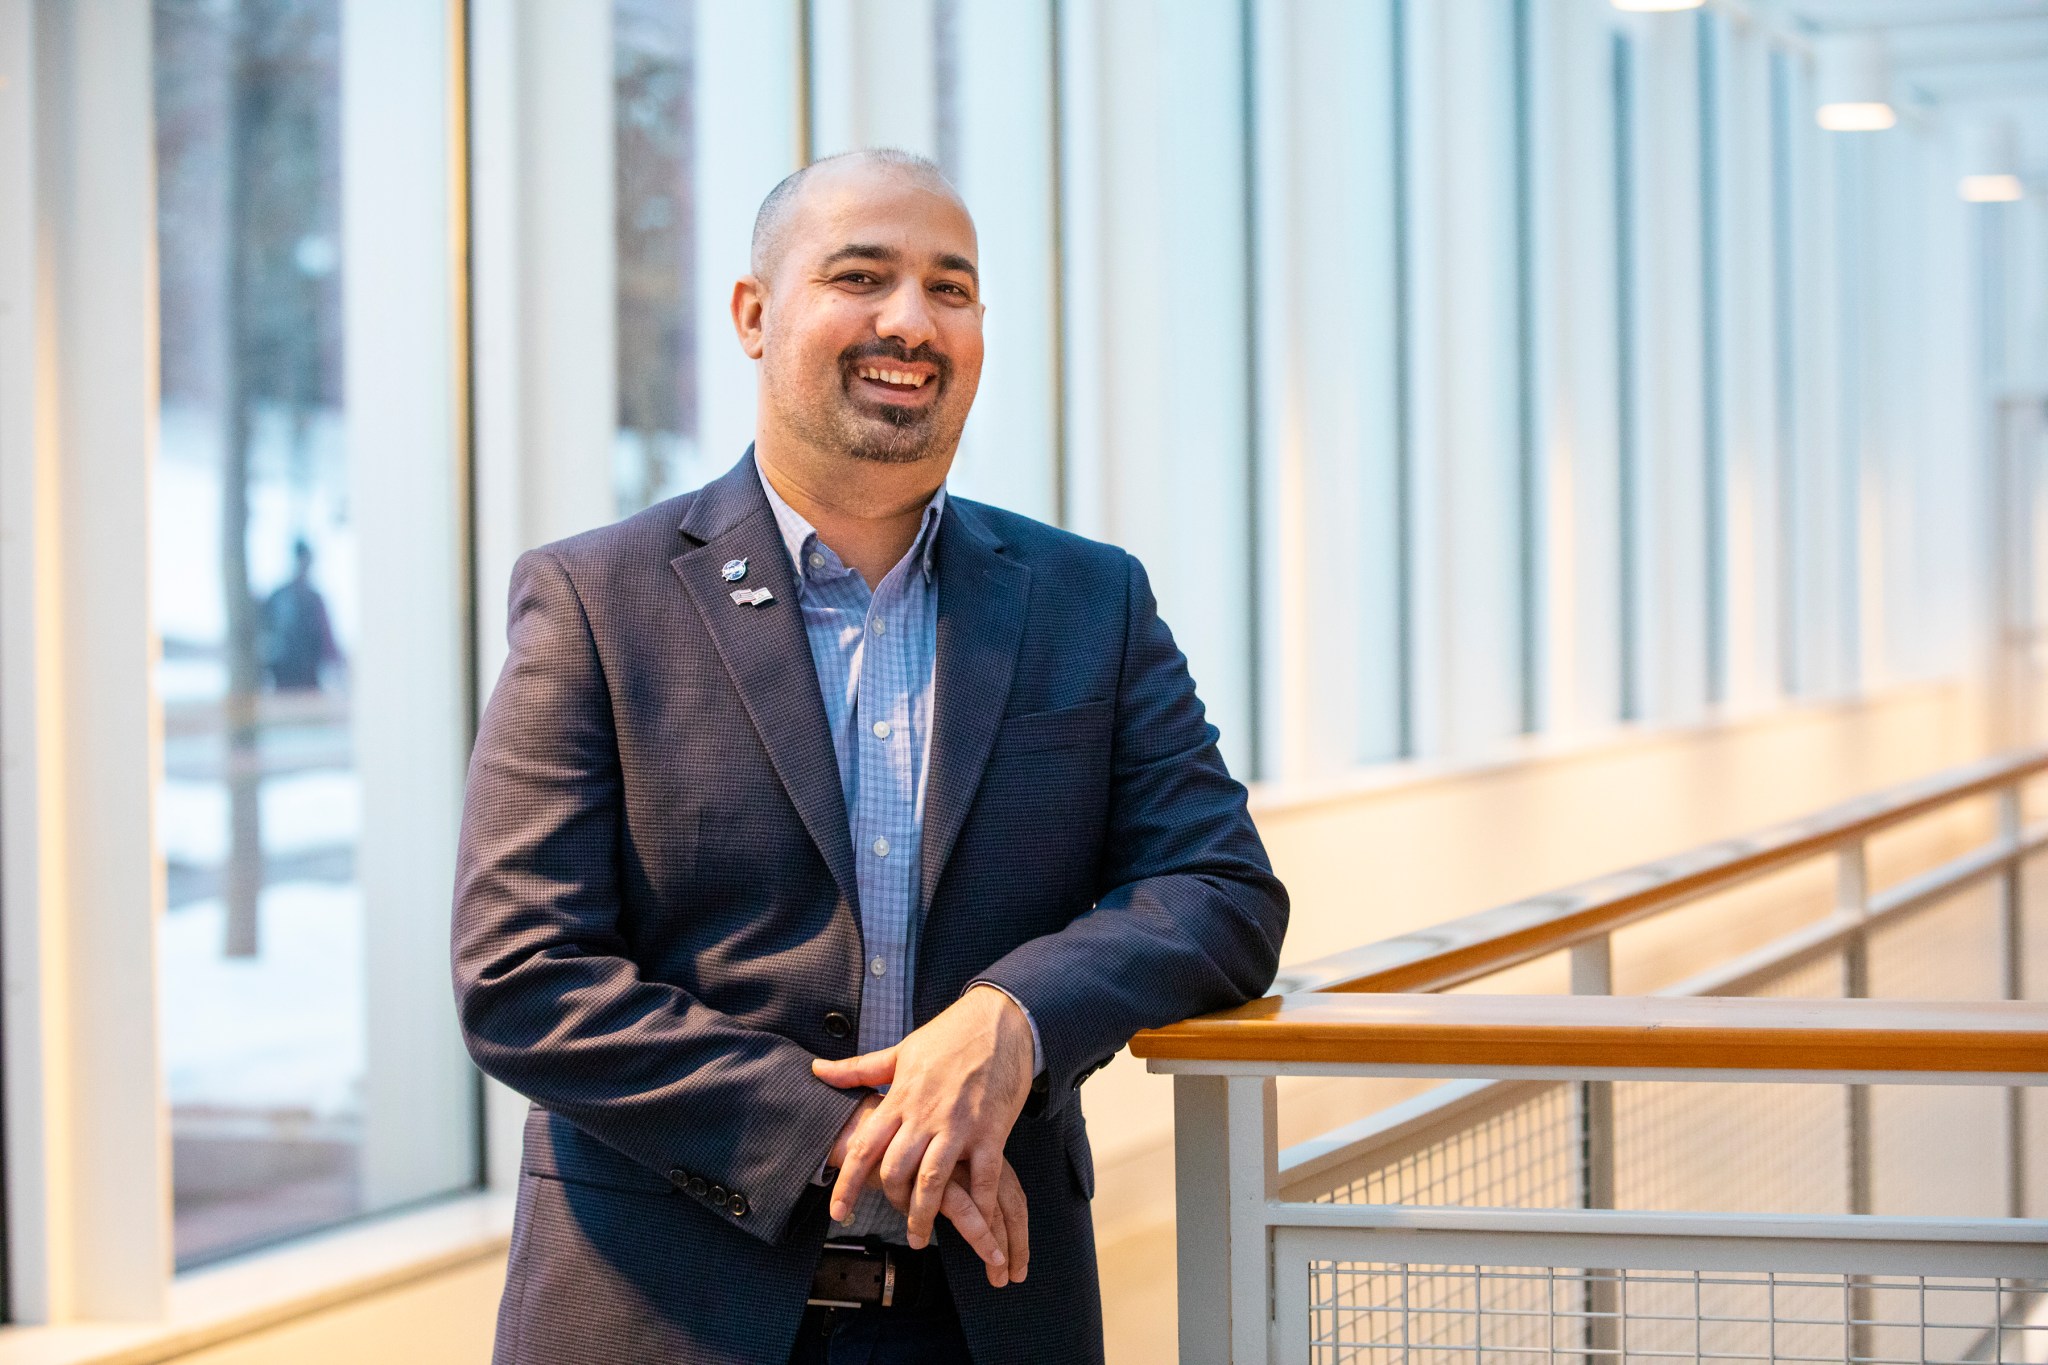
728, 1192, 749, 1217
667, 1168, 689, 1190
687, 1176, 708, 1198
822, 1011, 853, 1039
710, 1184, 727, 1205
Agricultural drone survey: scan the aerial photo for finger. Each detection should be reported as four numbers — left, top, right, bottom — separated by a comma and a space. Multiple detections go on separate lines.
811, 1048, 899, 1090
828, 1107, 900, 1224
939, 1181, 1009, 1286
877, 1125, 936, 1215
968, 1146, 1006, 1265
905, 1137, 963, 1249
998, 1160, 1030, 1283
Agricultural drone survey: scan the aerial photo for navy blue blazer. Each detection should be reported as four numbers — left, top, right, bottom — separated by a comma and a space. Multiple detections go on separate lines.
452, 452, 1288, 1365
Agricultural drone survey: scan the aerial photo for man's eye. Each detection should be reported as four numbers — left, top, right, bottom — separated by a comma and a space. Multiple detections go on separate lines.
838, 272, 878, 286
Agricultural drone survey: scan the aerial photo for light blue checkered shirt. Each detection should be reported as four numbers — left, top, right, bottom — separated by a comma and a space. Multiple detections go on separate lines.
758, 469, 1042, 1240
759, 470, 940, 1240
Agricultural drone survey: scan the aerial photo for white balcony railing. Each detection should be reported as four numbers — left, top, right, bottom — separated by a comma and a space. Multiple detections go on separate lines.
1134, 749, 2048, 1363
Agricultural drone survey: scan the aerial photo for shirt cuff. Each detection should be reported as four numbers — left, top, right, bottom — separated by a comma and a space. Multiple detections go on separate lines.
968, 981, 1045, 1077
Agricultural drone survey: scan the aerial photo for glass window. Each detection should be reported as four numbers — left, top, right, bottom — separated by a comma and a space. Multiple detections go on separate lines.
153, 0, 474, 1268
153, 0, 359, 1267
614, 0, 699, 514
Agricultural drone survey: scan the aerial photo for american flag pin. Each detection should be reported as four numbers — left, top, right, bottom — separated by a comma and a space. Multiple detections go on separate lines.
729, 587, 775, 608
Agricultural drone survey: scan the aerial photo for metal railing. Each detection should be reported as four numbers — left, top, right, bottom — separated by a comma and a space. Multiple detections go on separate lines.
1133, 749, 2048, 1363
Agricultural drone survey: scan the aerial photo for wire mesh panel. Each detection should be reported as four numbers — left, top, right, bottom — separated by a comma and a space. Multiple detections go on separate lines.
1314, 1083, 1581, 1209
1302, 1263, 2048, 1363
1610, 950, 1849, 1215
1610, 1080, 1849, 1215
1867, 889, 2011, 1219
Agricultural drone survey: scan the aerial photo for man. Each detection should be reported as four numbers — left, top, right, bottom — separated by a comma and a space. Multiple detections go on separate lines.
452, 148, 1287, 1365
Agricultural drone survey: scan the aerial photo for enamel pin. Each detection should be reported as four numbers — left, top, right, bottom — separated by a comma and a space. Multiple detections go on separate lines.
721, 557, 749, 582
729, 587, 775, 608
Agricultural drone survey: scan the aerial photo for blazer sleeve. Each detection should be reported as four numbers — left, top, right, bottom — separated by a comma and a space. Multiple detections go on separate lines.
451, 549, 862, 1245
971, 553, 1289, 1116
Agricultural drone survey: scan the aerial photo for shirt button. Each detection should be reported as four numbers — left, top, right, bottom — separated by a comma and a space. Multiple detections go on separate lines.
809, 552, 825, 569
871, 618, 887, 635
872, 836, 890, 858
870, 957, 887, 978
872, 720, 891, 739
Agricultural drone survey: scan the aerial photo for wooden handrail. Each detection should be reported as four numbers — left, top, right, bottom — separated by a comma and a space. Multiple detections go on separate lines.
1130, 993, 2048, 1074
1269, 746, 2048, 996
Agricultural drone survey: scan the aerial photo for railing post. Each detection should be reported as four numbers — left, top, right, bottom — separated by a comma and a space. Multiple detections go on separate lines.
1173, 1073, 1277, 1365
1996, 784, 2027, 1220
1837, 839, 1875, 1362
1571, 935, 1618, 1360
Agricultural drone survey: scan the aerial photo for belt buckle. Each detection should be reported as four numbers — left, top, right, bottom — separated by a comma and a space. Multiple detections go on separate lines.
807, 1240, 898, 1309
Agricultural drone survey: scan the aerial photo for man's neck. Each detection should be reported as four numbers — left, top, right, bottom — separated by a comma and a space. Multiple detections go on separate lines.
754, 439, 948, 590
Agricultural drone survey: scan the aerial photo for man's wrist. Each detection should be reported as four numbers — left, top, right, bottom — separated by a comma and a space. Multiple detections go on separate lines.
966, 981, 1043, 1080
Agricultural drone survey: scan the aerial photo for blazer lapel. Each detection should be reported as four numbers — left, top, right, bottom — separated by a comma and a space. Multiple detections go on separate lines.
672, 452, 861, 914
918, 500, 1031, 933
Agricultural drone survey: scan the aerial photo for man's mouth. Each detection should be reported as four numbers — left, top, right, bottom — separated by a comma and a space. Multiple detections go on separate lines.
854, 365, 931, 392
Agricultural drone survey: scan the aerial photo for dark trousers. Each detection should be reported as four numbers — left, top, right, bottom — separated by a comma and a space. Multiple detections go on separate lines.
786, 1252, 973, 1364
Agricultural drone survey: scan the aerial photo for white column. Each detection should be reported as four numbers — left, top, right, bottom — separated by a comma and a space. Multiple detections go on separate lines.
1527, 0, 1625, 739
1623, 11, 1710, 725
807, 0, 939, 161
1404, 0, 1524, 760
342, 0, 478, 1213
695, 0, 802, 478
1060, 0, 1256, 778
1251, 0, 1402, 780
1719, 13, 1785, 714
947, 0, 1059, 524
472, 0, 616, 700
0, 0, 170, 1321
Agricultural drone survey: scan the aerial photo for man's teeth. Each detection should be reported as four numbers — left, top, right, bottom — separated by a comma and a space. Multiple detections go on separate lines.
858, 366, 928, 388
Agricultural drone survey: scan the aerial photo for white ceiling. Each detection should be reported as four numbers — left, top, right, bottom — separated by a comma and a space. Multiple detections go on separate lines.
1759, 0, 2048, 166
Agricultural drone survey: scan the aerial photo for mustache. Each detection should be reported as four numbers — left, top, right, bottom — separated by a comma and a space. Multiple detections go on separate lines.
840, 340, 951, 384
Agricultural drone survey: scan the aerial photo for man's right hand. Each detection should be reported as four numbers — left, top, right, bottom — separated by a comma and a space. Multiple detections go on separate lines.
827, 1093, 1030, 1288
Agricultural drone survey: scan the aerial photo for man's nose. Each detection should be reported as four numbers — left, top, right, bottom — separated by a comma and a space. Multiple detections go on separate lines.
873, 279, 936, 351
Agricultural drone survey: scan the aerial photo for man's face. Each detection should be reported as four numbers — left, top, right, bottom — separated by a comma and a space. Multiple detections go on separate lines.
753, 168, 984, 467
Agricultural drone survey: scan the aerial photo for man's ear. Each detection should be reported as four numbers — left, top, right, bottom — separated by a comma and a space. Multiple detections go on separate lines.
731, 276, 767, 360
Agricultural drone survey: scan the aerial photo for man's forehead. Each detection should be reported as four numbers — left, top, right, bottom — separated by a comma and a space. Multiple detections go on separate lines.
787, 168, 977, 267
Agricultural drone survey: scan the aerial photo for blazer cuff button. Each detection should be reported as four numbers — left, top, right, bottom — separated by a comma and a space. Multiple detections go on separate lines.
728, 1193, 749, 1217
687, 1176, 708, 1198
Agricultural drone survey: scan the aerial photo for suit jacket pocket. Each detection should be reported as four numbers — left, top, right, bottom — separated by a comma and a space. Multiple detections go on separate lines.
521, 1105, 677, 1195
1064, 1110, 1096, 1200
990, 698, 1113, 759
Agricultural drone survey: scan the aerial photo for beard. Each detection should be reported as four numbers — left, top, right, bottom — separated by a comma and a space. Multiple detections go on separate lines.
768, 340, 963, 465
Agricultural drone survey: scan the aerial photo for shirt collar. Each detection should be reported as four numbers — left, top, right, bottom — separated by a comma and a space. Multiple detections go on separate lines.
756, 462, 947, 585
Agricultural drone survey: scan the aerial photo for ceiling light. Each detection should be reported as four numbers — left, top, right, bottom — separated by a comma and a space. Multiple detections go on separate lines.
1610, 0, 1704, 10
1814, 33, 1894, 132
1959, 120, 2025, 202
1961, 174, 2024, 203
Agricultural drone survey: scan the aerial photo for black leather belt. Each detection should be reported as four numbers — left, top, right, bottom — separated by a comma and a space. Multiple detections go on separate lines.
807, 1239, 931, 1309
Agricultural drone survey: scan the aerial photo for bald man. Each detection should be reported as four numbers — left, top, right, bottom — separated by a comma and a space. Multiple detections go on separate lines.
453, 149, 1288, 1365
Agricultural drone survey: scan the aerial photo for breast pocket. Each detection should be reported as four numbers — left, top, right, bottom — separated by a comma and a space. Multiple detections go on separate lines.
989, 698, 1113, 759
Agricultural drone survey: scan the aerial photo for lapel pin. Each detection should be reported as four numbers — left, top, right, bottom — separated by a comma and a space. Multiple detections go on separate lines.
729, 587, 775, 608
721, 557, 749, 583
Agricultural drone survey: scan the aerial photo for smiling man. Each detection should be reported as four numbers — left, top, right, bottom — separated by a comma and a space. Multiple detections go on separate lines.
452, 149, 1288, 1365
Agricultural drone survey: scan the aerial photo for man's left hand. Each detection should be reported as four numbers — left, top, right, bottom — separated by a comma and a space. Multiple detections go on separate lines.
812, 984, 1035, 1252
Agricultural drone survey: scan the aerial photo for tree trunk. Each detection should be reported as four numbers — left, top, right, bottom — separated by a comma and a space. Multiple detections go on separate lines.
221, 14, 263, 959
